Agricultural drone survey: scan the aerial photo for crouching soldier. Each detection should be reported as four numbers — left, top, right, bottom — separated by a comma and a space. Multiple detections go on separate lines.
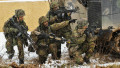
3, 9, 28, 64
67, 21, 97, 64
30, 16, 75, 63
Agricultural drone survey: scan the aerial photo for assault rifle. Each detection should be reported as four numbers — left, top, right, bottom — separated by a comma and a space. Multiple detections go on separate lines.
84, 25, 97, 37
37, 33, 66, 44
50, 6, 78, 22
10, 18, 35, 50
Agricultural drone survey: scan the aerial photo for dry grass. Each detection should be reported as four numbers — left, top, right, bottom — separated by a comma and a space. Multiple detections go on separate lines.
8, 62, 40, 68
96, 65, 120, 68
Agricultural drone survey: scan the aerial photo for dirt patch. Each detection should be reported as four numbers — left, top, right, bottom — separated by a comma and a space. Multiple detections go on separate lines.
96, 65, 120, 68
9, 62, 39, 68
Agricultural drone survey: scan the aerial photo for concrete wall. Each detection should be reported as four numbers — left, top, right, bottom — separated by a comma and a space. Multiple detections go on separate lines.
0, 1, 49, 32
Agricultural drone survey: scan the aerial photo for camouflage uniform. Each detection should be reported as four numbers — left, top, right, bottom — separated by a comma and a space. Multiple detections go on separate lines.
3, 9, 28, 64
46, 1, 59, 24
31, 16, 70, 63
67, 21, 96, 64
46, 1, 73, 59
58, 0, 65, 7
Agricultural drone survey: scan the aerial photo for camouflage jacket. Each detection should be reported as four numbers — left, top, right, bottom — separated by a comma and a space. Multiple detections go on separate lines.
3, 15, 28, 39
46, 6, 74, 38
47, 11, 72, 37
71, 28, 86, 45
31, 21, 70, 46
53, 23, 72, 39
46, 10, 58, 25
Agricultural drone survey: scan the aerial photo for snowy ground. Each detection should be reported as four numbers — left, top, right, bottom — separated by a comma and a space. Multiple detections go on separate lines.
0, 32, 38, 64
0, 32, 120, 68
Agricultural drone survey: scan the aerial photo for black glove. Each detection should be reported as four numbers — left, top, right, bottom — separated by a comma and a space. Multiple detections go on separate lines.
57, 13, 62, 19
69, 19, 77, 24
28, 45, 35, 52
50, 33, 55, 37
40, 33, 49, 39
61, 37, 66, 44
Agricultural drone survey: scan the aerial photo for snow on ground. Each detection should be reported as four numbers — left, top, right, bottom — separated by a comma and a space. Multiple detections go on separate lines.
0, 32, 38, 64
0, 32, 120, 68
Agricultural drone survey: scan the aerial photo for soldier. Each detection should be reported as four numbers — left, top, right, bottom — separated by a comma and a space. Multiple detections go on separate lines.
67, 21, 97, 64
30, 16, 75, 63
58, 0, 65, 7
3, 9, 28, 64
46, 1, 59, 24
46, 1, 76, 59
46, 1, 72, 23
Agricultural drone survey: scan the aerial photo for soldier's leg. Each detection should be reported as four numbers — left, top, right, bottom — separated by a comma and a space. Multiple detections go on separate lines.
57, 42, 61, 59
17, 38, 24, 64
49, 43, 58, 60
74, 51, 84, 65
64, 31, 72, 58
6, 37, 14, 59
67, 42, 84, 64
39, 55, 47, 64
23, 38, 28, 47
37, 46, 48, 64
68, 46, 74, 59
84, 42, 95, 63
67, 43, 79, 59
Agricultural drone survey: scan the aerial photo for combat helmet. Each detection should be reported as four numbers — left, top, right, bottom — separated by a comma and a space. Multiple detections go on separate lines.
50, 1, 59, 9
39, 16, 48, 25
15, 9, 25, 17
76, 20, 88, 30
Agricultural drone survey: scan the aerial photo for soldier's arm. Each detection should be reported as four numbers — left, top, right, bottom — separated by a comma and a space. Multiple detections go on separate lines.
49, 16, 57, 23
3, 20, 18, 33
31, 27, 41, 35
31, 27, 40, 42
46, 11, 57, 23
3, 20, 10, 33
50, 21, 69, 31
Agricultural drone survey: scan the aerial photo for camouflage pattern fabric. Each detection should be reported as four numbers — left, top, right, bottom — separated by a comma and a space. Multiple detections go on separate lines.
31, 16, 70, 63
67, 28, 86, 64
46, 1, 73, 59
50, 1, 59, 9
67, 21, 96, 64
46, 1, 60, 25
3, 14, 28, 64
51, 21, 72, 59
58, 0, 65, 7
15, 9, 25, 17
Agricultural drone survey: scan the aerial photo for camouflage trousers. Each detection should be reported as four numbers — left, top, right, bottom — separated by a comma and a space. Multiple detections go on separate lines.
35, 42, 61, 64
6, 37, 24, 60
68, 41, 95, 64
49, 42, 61, 60
36, 45, 48, 64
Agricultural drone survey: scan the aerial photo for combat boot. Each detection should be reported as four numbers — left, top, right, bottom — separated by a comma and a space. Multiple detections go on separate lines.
84, 57, 90, 64
8, 53, 14, 59
75, 56, 84, 65
28, 45, 35, 52
19, 59, 24, 64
